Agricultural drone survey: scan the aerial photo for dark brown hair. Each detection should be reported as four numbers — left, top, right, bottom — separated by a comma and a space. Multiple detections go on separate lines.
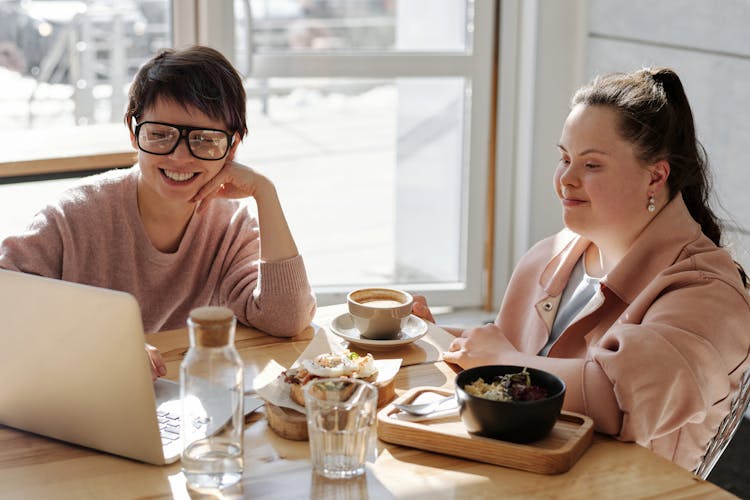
572, 67, 747, 287
124, 46, 247, 139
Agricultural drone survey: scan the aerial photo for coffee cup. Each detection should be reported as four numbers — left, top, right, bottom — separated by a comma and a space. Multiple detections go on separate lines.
347, 288, 413, 340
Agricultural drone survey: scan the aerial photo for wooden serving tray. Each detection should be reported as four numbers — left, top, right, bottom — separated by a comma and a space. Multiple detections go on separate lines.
377, 387, 594, 474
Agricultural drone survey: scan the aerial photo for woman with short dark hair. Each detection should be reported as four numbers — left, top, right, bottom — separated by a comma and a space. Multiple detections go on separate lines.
0, 46, 316, 378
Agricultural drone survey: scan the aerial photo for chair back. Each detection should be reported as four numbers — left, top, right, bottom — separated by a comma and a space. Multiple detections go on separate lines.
693, 367, 750, 479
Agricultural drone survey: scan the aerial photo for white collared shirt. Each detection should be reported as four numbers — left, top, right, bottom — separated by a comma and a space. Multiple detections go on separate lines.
538, 257, 602, 356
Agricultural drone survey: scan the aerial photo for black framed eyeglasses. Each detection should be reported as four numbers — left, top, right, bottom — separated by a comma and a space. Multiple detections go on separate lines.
134, 121, 233, 161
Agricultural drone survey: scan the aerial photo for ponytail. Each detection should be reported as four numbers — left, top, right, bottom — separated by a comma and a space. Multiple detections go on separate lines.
649, 69, 722, 248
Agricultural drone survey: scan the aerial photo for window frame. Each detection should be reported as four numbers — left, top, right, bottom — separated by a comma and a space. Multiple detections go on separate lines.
170, 0, 498, 308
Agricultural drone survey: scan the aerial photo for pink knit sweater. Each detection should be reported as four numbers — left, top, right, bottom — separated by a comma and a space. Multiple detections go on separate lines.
0, 167, 316, 335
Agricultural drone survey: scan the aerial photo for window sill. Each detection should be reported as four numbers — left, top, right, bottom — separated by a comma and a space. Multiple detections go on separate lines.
0, 123, 136, 180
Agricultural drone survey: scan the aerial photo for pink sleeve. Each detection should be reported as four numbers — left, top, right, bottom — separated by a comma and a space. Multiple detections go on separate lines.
250, 257, 316, 335
590, 280, 749, 442
0, 206, 65, 278
217, 216, 316, 337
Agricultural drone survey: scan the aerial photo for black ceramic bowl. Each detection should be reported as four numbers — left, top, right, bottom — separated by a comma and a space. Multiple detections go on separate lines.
455, 365, 566, 443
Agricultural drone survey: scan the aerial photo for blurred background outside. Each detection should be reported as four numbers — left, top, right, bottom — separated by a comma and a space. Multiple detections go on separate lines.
0, 0, 491, 307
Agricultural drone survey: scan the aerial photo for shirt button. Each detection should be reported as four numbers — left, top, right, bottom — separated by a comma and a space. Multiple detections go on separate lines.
543, 302, 553, 311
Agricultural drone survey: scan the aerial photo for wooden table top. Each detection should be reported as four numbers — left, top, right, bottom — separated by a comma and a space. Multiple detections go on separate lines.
0, 305, 734, 499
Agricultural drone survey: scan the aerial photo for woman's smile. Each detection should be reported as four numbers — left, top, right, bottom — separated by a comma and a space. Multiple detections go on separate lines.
160, 168, 199, 183
560, 189, 588, 207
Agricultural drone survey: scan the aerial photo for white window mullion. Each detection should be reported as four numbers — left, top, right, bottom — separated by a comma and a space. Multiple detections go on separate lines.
171, 0, 198, 47
197, 0, 235, 63
173, 0, 236, 63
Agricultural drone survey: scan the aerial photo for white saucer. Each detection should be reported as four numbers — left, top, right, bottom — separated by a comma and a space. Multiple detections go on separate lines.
329, 313, 428, 350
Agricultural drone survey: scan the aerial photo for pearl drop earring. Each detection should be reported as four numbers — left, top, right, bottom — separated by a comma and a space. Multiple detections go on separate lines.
647, 194, 656, 213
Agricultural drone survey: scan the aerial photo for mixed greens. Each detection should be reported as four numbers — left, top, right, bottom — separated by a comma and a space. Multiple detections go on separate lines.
464, 367, 548, 402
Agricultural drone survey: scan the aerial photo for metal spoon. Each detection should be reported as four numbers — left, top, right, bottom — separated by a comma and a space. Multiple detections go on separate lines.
393, 394, 456, 416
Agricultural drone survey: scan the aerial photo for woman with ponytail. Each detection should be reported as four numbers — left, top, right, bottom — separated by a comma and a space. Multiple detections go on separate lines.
414, 68, 750, 470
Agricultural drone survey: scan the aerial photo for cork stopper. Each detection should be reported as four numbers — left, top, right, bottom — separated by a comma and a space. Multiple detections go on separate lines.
188, 306, 236, 347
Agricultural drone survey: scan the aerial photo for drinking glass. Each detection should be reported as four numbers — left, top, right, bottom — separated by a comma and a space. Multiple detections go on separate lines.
304, 378, 378, 479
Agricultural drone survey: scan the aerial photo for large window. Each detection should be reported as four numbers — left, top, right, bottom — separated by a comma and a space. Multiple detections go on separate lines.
0, 0, 497, 308
198, 0, 496, 306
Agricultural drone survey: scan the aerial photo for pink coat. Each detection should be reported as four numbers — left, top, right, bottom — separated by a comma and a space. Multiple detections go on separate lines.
495, 194, 750, 470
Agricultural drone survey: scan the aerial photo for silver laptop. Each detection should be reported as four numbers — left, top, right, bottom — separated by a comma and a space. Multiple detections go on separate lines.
0, 269, 248, 465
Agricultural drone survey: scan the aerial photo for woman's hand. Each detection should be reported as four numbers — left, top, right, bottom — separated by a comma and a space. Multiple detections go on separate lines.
412, 294, 435, 323
192, 159, 299, 261
145, 343, 166, 381
192, 160, 265, 211
442, 323, 518, 369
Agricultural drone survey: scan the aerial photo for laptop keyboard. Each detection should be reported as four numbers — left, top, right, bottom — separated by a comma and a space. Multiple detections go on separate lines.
157, 410, 181, 446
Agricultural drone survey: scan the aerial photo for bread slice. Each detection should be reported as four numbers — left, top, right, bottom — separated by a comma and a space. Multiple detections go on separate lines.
289, 382, 306, 407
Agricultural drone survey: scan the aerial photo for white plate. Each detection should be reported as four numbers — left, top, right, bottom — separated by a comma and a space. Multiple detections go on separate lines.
329, 313, 429, 350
